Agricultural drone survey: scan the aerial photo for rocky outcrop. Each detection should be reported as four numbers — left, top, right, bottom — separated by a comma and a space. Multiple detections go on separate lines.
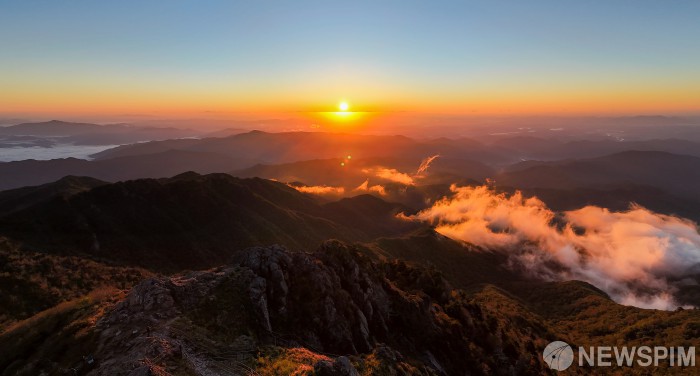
81, 241, 548, 375
230, 241, 548, 374
90, 268, 243, 375
314, 355, 360, 376
233, 242, 390, 354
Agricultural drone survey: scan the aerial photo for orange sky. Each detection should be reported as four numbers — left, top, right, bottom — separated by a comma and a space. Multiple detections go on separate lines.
2, 2, 700, 122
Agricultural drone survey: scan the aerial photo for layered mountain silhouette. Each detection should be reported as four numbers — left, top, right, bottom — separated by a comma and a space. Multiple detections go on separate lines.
0, 120, 200, 145
91, 130, 510, 164
0, 150, 249, 191
5, 129, 700, 196
0, 175, 106, 216
92, 130, 700, 164
490, 136, 700, 160
232, 157, 494, 187
0, 173, 423, 270
498, 151, 700, 199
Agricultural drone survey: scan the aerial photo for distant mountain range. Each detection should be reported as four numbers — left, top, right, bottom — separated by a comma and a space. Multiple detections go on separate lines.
0, 150, 253, 191
4, 128, 700, 193
0, 120, 202, 145
3, 132, 700, 229
232, 157, 495, 187
491, 136, 700, 161
497, 150, 700, 199
91, 130, 700, 164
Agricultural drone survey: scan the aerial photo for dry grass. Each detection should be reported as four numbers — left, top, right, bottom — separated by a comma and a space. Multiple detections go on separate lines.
0, 286, 123, 374
255, 347, 331, 376
0, 236, 150, 329
2, 286, 120, 335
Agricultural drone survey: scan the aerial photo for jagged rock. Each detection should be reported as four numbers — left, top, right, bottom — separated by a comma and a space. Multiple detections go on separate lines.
423, 351, 446, 375
314, 356, 359, 376
314, 359, 335, 375
78, 243, 550, 375
334, 356, 360, 376
374, 344, 403, 362
249, 276, 272, 331
168, 267, 237, 309
126, 279, 174, 312
234, 245, 291, 315
103, 278, 177, 327
233, 242, 383, 353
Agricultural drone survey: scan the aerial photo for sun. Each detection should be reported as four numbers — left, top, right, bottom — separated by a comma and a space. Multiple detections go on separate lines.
316, 100, 366, 124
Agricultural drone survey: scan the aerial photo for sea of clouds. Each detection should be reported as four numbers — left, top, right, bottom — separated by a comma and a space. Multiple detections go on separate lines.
0, 144, 116, 162
402, 185, 700, 310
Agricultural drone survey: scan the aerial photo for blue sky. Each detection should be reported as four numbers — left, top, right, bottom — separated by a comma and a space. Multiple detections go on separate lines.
1, 0, 699, 117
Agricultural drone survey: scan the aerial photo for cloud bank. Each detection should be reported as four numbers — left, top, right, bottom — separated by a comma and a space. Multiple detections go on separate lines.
363, 154, 440, 186
401, 185, 700, 310
288, 184, 345, 195
362, 168, 415, 185
354, 179, 387, 196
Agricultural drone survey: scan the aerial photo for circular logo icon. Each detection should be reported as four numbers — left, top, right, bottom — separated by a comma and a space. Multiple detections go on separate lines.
543, 341, 574, 371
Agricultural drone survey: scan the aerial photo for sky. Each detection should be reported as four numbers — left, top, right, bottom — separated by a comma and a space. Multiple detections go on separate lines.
1, 0, 699, 122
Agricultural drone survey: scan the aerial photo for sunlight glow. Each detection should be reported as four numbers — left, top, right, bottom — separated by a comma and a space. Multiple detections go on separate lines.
306, 101, 377, 130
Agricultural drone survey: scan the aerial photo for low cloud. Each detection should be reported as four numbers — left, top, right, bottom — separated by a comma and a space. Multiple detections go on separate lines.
288, 184, 345, 195
416, 154, 440, 176
401, 185, 700, 310
362, 154, 440, 186
362, 168, 415, 185
354, 179, 387, 196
